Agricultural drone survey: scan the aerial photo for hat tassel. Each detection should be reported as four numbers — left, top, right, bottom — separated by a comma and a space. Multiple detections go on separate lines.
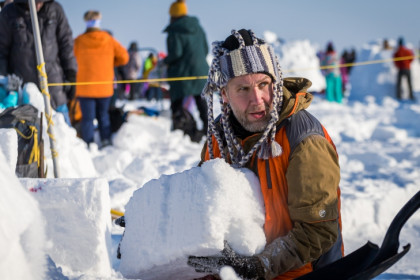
258, 140, 282, 160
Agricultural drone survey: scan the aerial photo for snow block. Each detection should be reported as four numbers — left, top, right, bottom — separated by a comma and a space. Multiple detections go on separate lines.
119, 158, 266, 279
0, 149, 47, 280
0, 128, 18, 171
19, 177, 112, 278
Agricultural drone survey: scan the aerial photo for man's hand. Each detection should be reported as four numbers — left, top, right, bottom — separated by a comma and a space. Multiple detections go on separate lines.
187, 241, 265, 280
64, 70, 76, 101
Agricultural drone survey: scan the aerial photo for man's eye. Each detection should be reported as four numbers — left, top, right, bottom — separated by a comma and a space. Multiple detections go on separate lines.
259, 82, 268, 88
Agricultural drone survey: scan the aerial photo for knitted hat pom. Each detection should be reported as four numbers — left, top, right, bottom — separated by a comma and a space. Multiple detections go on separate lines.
169, 0, 188, 18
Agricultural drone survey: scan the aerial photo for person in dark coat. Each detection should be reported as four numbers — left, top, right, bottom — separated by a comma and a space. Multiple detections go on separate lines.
163, 0, 209, 142
0, 0, 77, 124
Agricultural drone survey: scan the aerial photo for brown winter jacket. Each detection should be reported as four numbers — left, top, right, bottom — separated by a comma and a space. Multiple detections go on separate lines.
201, 77, 343, 280
74, 28, 129, 98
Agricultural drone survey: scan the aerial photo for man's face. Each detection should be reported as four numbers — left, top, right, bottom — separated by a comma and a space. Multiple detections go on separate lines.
221, 73, 274, 132
36, 3, 44, 12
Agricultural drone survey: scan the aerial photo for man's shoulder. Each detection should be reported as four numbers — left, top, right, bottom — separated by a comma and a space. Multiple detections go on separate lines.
283, 110, 325, 154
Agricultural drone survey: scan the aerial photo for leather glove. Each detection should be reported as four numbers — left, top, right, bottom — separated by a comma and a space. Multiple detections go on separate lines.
188, 241, 265, 280
64, 70, 76, 100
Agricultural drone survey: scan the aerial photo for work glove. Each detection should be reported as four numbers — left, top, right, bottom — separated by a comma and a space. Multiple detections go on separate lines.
6, 74, 23, 91
188, 241, 265, 280
64, 70, 76, 101
114, 215, 125, 227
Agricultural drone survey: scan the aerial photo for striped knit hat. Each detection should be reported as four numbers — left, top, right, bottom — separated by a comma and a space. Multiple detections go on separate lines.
202, 29, 284, 167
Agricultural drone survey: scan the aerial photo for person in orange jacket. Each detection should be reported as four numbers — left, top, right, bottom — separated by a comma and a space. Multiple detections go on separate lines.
74, 10, 129, 148
393, 37, 415, 100
187, 29, 342, 280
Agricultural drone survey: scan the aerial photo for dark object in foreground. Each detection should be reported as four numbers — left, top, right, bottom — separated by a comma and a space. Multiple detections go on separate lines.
188, 241, 264, 280
296, 190, 420, 280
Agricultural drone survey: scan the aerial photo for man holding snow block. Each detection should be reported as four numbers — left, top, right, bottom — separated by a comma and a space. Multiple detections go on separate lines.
188, 29, 343, 280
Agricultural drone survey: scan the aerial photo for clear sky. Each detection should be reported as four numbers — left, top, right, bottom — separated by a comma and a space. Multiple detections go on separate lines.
61, 0, 419, 55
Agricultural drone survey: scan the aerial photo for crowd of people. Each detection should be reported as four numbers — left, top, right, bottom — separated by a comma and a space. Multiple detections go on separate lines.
317, 36, 416, 103
1, 0, 417, 147
0, 0, 209, 148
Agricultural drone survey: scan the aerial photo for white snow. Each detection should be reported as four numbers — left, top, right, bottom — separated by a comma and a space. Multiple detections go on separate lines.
0, 36, 419, 280
19, 178, 113, 278
119, 159, 265, 279
0, 150, 47, 280
0, 128, 18, 170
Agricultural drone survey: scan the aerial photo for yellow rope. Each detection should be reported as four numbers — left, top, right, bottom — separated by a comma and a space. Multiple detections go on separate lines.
48, 75, 209, 87
288, 55, 418, 73
47, 55, 419, 87
36, 63, 58, 159
37, 63, 51, 99
14, 121, 40, 167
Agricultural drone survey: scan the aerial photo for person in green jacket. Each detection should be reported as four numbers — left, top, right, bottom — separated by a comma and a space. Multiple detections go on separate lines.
163, 0, 209, 142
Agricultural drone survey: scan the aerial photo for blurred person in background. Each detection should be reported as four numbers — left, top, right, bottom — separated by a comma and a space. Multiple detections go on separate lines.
163, 0, 209, 142
0, 0, 77, 124
393, 37, 415, 101
74, 10, 128, 148
321, 42, 342, 103
121, 41, 142, 100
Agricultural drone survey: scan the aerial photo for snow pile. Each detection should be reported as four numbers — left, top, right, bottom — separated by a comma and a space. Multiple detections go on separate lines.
0, 128, 17, 171
0, 150, 47, 280
119, 159, 266, 279
263, 30, 326, 92
19, 178, 113, 278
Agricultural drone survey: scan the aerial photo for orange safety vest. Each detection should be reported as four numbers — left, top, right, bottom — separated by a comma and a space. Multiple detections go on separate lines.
204, 109, 343, 279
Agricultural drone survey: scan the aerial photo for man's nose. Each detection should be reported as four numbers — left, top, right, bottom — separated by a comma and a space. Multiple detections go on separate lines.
249, 87, 264, 104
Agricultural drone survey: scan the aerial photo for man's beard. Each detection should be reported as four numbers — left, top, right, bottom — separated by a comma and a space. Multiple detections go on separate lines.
230, 103, 272, 132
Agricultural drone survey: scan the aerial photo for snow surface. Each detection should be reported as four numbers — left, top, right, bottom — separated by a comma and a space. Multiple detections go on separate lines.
119, 159, 265, 279
0, 36, 420, 280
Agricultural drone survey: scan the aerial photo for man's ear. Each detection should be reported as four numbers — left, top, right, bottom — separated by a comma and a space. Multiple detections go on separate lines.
221, 88, 229, 104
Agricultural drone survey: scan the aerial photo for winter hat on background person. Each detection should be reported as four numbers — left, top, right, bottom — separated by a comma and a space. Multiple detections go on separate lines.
128, 42, 139, 52
202, 29, 284, 167
169, 0, 187, 18
326, 41, 335, 52
398, 37, 405, 47
84, 10, 101, 28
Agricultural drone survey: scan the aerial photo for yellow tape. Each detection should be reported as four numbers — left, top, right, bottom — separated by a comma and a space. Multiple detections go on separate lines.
47, 55, 419, 87
36, 62, 57, 159
111, 209, 125, 217
290, 55, 418, 73
37, 62, 51, 99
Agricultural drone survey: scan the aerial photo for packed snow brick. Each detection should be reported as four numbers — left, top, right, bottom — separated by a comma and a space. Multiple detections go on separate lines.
0, 149, 47, 280
0, 128, 17, 171
19, 177, 113, 278
119, 158, 266, 279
